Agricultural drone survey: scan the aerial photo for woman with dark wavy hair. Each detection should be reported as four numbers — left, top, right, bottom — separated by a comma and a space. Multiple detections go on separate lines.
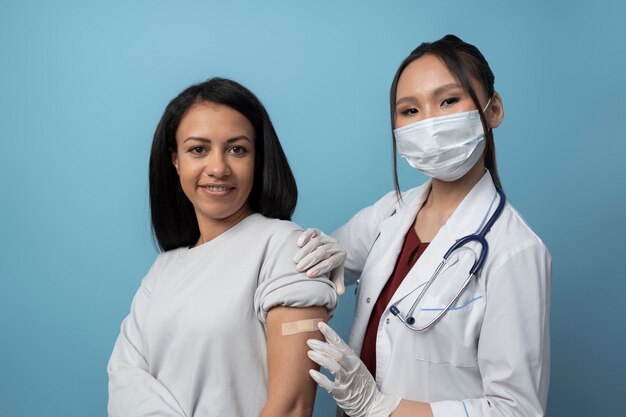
108, 77, 337, 417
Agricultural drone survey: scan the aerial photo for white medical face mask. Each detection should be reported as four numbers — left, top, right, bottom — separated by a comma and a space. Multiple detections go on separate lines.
394, 105, 490, 182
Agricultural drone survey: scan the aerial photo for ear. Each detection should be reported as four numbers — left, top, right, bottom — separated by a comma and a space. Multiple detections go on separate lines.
171, 151, 179, 174
487, 92, 504, 129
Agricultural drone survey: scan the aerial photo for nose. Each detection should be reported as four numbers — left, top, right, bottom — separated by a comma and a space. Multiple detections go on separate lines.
419, 105, 437, 121
205, 152, 230, 178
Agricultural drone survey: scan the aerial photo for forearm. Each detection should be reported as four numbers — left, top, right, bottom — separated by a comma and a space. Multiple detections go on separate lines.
108, 367, 186, 417
108, 337, 186, 417
391, 400, 433, 417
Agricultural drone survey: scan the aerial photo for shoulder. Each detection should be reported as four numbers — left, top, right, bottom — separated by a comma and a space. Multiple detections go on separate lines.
372, 182, 429, 220
153, 246, 186, 266
149, 246, 189, 276
148, 248, 178, 273
490, 201, 551, 267
134, 248, 184, 292
247, 213, 303, 237
355, 182, 429, 222
505, 203, 548, 248
244, 214, 304, 251
334, 182, 429, 241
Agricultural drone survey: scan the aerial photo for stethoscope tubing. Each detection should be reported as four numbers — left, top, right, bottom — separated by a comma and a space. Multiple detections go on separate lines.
390, 187, 506, 332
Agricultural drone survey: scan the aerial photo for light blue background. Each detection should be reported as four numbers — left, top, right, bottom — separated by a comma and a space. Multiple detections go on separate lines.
1, 1, 624, 416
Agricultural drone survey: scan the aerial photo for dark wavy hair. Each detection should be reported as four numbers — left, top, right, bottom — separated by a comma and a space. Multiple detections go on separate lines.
390, 34, 502, 194
149, 77, 297, 251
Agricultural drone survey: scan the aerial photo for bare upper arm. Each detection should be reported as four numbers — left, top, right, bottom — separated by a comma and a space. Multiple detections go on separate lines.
261, 306, 328, 417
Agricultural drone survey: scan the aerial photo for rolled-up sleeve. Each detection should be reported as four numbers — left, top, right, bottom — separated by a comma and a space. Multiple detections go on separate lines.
254, 225, 338, 324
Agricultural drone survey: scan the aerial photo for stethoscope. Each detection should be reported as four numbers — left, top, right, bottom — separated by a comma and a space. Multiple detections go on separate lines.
389, 186, 506, 332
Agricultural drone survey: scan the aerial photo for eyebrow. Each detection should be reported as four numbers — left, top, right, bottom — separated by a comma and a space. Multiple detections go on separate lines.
432, 83, 464, 96
395, 83, 465, 106
182, 135, 253, 144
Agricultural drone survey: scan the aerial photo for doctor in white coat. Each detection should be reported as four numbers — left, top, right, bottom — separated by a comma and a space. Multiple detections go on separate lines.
295, 34, 551, 417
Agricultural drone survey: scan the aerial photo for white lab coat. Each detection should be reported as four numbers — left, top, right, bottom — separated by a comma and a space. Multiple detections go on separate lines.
334, 171, 551, 417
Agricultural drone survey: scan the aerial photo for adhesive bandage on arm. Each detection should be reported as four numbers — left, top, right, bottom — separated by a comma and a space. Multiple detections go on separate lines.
281, 318, 325, 336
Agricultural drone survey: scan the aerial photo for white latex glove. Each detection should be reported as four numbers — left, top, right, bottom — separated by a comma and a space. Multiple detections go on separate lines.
307, 322, 401, 417
293, 228, 346, 295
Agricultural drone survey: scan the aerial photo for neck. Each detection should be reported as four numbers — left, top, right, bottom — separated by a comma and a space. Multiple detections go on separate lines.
194, 205, 254, 247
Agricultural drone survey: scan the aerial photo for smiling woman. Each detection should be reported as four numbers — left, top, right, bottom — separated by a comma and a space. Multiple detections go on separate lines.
107, 78, 338, 417
172, 102, 256, 243
148, 78, 300, 252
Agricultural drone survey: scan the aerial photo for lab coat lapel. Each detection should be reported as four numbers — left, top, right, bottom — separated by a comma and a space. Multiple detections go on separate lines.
350, 183, 431, 351
389, 172, 498, 308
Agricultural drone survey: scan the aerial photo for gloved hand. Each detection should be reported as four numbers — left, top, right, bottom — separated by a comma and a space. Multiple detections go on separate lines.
293, 228, 346, 295
307, 322, 401, 417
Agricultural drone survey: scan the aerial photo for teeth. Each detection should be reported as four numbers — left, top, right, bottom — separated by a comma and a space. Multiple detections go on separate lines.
206, 186, 231, 191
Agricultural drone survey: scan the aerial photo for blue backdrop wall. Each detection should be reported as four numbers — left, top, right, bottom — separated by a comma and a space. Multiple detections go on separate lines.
1, 1, 624, 416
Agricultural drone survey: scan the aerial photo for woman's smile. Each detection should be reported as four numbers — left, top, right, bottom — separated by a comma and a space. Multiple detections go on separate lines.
198, 183, 237, 196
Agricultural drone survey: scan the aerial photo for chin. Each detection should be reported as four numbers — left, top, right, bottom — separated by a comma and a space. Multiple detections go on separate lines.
198, 203, 249, 223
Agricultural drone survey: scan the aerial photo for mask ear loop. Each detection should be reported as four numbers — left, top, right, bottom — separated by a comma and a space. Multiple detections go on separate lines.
482, 96, 493, 113
481, 96, 494, 133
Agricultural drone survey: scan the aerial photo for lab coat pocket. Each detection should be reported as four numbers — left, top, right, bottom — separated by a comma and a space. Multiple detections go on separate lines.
412, 281, 484, 367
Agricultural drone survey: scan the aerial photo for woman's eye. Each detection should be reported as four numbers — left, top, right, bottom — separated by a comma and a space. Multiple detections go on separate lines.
228, 146, 247, 155
441, 97, 460, 107
400, 107, 418, 116
190, 146, 206, 155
